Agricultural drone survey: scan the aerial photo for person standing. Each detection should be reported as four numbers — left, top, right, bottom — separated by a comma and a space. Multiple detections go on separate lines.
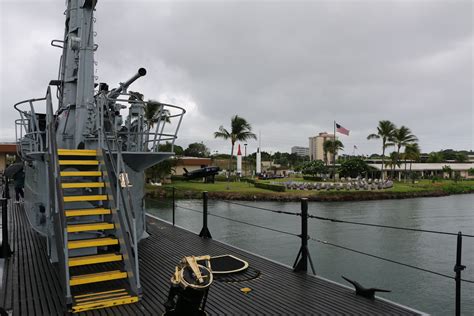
12, 169, 24, 202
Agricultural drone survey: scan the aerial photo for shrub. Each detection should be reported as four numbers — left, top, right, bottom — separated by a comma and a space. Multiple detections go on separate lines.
254, 181, 286, 192
303, 176, 324, 181
301, 160, 328, 177
339, 158, 372, 178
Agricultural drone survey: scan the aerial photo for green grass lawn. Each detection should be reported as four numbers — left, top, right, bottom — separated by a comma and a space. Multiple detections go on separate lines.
147, 178, 474, 199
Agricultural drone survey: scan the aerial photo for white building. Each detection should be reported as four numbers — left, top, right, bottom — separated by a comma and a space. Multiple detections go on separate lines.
291, 146, 309, 157
368, 163, 474, 180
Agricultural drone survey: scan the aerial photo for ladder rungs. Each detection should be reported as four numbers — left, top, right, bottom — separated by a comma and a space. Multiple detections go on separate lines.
69, 253, 122, 267
62, 182, 105, 189
70, 270, 127, 286
68, 238, 118, 249
64, 195, 107, 202
71, 295, 138, 313
59, 160, 99, 165
74, 288, 127, 299
58, 149, 97, 156
60, 171, 102, 177
67, 222, 114, 233
65, 208, 111, 217
75, 292, 131, 304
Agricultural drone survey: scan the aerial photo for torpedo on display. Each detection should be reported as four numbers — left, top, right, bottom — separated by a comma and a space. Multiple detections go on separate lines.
183, 166, 220, 182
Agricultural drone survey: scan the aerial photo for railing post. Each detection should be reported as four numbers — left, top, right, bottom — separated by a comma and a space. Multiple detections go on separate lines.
1, 197, 12, 258
198, 191, 212, 238
172, 187, 176, 226
454, 231, 465, 316
293, 198, 315, 274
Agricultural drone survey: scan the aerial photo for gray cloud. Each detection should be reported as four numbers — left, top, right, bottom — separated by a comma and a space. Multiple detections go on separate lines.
1, 0, 472, 156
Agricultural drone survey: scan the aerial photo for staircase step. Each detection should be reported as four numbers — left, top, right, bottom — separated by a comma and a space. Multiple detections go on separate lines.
69, 253, 123, 267
67, 222, 114, 233
68, 237, 118, 249
58, 149, 97, 156
70, 270, 128, 286
60, 171, 102, 177
72, 293, 138, 313
65, 208, 111, 217
64, 195, 107, 202
59, 160, 99, 165
62, 182, 105, 189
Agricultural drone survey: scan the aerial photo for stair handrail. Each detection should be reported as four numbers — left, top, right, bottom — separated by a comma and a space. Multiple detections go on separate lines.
45, 86, 71, 304
97, 94, 140, 290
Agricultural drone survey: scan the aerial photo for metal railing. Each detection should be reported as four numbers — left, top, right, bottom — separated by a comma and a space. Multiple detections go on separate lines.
151, 188, 473, 315
14, 97, 48, 158
99, 101, 141, 293
98, 92, 185, 153
45, 87, 71, 304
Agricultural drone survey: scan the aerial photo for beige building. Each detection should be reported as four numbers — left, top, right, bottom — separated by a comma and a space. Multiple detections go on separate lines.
309, 132, 335, 162
174, 157, 212, 175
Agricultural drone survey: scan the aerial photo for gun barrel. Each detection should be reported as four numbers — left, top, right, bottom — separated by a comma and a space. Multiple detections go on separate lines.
108, 67, 147, 98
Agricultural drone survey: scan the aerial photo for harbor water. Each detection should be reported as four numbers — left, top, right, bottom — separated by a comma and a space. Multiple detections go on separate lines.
146, 194, 474, 315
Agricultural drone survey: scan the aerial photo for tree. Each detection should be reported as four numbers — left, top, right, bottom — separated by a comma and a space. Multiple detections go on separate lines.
442, 165, 452, 179
158, 142, 184, 155
144, 100, 170, 129
367, 120, 396, 180
404, 143, 420, 182
324, 139, 344, 159
339, 158, 373, 178
385, 152, 401, 179
146, 158, 178, 182
301, 160, 328, 177
427, 152, 444, 163
184, 142, 210, 157
455, 153, 468, 163
214, 115, 257, 175
388, 126, 418, 178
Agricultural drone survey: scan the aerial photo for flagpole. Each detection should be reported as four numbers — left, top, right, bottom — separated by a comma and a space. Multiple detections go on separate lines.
333, 120, 336, 182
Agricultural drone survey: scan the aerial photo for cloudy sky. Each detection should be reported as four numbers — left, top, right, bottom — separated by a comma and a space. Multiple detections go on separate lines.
1, 0, 472, 156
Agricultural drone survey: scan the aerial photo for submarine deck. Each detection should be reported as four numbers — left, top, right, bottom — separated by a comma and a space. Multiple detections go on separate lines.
1, 202, 421, 315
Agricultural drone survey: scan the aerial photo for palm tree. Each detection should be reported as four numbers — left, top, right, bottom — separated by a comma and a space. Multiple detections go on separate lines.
322, 140, 332, 166
324, 139, 344, 180
214, 115, 257, 176
324, 139, 344, 162
404, 143, 420, 182
386, 152, 401, 177
388, 126, 418, 179
367, 120, 396, 180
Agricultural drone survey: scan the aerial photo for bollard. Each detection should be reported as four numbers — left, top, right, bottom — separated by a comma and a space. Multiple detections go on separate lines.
1, 198, 12, 258
293, 198, 315, 274
172, 187, 176, 226
454, 232, 465, 316
198, 192, 212, 238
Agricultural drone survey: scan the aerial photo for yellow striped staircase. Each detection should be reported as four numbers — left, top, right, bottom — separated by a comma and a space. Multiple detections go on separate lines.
58, 148, 139, 313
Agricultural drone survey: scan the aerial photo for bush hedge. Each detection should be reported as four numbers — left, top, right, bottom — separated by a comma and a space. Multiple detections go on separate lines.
303, 175, 324, 181
254, 181, 286, 192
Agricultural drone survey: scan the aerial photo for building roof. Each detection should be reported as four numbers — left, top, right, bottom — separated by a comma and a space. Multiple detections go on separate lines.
369, 163, 474, 171
0, 143, 17, 154
177, 157, 212, 166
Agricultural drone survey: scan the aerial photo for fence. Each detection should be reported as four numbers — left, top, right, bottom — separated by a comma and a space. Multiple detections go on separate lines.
148, 187, 473, 316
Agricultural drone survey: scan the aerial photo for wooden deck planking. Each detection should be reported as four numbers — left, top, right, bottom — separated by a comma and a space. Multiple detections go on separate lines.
1, 203, 421, 315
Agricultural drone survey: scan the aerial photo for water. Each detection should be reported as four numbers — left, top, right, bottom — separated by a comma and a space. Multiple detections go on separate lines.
146, 195, 474, 315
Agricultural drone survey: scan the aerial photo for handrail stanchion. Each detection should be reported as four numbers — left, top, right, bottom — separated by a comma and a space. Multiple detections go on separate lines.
172, 187, 176, 226
199, 191, 212, 238
454, 231, 465, 316
293, 198, 315, 274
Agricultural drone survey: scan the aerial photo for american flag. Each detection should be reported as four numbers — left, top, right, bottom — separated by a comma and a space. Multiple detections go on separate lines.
336, 123, 350, 136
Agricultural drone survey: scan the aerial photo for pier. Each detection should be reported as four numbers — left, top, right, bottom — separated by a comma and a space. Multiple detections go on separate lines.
1, 201, 420, 315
